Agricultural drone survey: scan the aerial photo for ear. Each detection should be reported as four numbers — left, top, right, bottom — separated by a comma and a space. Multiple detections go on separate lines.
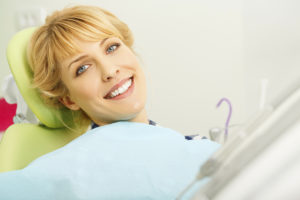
59, 96, 80, 111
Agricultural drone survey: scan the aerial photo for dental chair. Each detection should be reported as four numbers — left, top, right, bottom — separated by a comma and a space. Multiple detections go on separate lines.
0, 27, 88, 172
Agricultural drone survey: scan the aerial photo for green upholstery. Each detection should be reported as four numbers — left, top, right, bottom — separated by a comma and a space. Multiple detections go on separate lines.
0, 124, 82, 172
0, 27, 88, 172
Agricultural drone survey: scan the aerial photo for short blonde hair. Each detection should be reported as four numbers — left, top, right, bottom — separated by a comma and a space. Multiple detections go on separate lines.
28, 5, 134, 107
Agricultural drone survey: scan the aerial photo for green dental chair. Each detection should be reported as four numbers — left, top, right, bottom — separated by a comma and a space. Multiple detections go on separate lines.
0, 27, 88, 172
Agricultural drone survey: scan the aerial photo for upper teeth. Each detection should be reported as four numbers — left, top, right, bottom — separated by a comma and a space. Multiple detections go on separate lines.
110, 79, 132, 98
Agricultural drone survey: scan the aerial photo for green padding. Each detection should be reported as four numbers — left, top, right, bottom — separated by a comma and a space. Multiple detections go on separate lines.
0, 124, 83, 172
6, 27, 80, 128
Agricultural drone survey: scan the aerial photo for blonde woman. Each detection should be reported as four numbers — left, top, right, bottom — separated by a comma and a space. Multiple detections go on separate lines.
0, 5, 220, 199
28, 5, 149, 128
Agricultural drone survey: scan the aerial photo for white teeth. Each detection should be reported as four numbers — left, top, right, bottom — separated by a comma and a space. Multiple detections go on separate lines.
112, 91, 118, 97
109, 78, 132, 98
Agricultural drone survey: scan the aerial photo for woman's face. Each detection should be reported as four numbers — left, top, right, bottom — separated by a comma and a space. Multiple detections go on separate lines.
60, 37, 148, 126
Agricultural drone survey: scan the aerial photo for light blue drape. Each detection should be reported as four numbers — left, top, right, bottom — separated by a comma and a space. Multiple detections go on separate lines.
0, 122, 219, 200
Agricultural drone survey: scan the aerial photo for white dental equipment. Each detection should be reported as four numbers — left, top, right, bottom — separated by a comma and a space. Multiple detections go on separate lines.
178, 78, 300, 199
2, 74, 39, 124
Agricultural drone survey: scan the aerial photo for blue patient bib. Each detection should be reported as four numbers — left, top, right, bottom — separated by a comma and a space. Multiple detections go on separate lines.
0, 122, 219, 200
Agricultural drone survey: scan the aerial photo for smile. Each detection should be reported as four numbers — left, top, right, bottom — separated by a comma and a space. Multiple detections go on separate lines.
104, 77, 134, 100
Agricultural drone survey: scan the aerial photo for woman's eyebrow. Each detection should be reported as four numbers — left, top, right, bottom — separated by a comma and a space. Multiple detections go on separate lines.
100, 38, 109, 46
68, 55, 88, 70
67, 38, 109, 70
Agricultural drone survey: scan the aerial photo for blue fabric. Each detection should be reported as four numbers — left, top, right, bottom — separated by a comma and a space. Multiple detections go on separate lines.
0, 122, 219, 200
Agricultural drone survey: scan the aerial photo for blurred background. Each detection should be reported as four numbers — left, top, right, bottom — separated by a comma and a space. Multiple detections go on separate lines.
0, 0, 299, 138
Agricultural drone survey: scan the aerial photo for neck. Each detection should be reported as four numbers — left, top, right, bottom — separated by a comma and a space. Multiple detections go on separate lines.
93, 108, 148, 127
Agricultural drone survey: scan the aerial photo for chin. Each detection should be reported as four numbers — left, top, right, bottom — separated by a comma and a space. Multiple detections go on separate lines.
121, 105, 146, 121
132, 100, 145, 110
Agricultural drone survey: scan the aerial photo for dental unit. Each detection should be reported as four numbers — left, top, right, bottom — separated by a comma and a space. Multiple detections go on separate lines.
178, 78, 300, 199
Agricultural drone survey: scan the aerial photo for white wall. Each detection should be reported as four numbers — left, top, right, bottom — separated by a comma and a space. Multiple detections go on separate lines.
243, 0, 300, 118
1, 0, 246, 137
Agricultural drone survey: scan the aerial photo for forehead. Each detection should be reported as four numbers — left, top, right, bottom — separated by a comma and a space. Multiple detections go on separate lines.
55, 35, 109, 62
50, 28, 117, 59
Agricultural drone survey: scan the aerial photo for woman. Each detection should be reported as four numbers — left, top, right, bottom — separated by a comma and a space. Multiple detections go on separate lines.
0, 5, 220, 199
28, 5, 149, 128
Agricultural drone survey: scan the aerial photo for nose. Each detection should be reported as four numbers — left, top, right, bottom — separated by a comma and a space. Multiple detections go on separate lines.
99, 61, 120, 82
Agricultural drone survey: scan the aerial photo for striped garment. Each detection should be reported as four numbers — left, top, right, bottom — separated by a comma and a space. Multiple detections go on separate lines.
92, 120, 207, 140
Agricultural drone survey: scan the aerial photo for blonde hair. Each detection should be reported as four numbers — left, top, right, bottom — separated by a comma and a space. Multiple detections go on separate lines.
27, 5, 134, 108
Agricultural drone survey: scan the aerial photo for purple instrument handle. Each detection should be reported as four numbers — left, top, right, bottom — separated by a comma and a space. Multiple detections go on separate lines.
216, 98, 232, 136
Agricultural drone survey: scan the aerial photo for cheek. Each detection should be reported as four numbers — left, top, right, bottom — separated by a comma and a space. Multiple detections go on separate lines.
117, 47, 140, 67
136, 67, 147, 87
69, 75, 101, 102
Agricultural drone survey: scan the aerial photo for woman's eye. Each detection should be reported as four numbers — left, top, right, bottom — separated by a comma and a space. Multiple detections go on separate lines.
76, 64, 89, 76
106, 43, 120, 54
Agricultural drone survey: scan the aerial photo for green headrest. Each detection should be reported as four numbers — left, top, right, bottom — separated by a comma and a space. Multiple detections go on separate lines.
6, 27, 80, 128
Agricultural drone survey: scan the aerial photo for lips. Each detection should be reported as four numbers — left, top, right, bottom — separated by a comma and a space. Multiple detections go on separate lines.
104, 76, 133, 99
